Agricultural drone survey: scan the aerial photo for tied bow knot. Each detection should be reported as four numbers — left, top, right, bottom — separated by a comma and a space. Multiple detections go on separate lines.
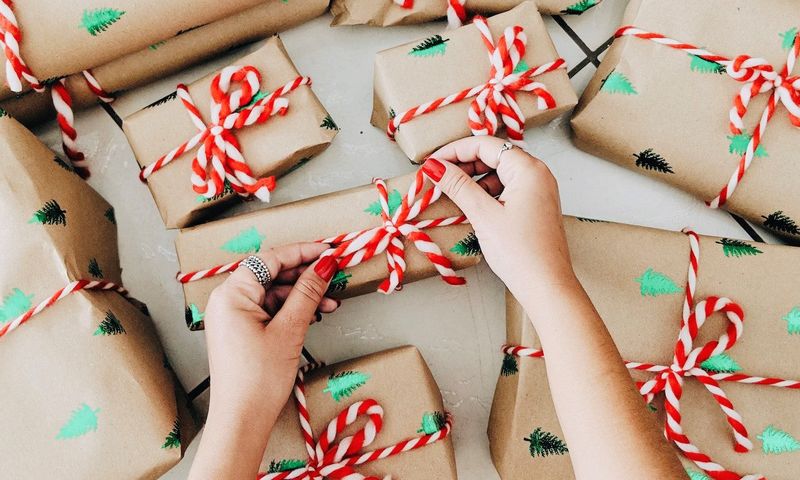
393, 0, 467, 28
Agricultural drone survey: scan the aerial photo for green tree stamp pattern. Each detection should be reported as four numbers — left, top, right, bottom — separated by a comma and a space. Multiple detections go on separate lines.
762, 211, 800, 236
327, 271, 351, 294
323, 370, 370, 402
686, 469, 712, 480
782, 307, 800, 335
53, 155, 78, 174
197, 179, 233, 203
633, 148, 674, 174
450, 232, 481, 256
0, 288, 33, 324
162, 420, 181, 449
94, 311, 125, 336
30, 199, 67, 226
728, 132, 767, 158
104, 207, 116, 225
781, 27, 798, 50
185, 304, 205, 330
689, 54, 726, 74
524, 427, 568, 458
513, 59, 530, 75
600, 71, 637, 95
268, 459, 307, 473
409, 35, 450, 57
700, 353, 741, 373
417, 412, 447, 435
757, 425, 800, 454
320, 115, 339, 131
560, 0, 598, 14
81, 8, 126, 36
145, 91, 177, 109
716, 238, 763, 258
500, 354, 518, 376
56, 404, 100, 439
365, 189, 402, 216
635, 268, 681, 297
221, 227, 265, 254
88, 258, 103, 278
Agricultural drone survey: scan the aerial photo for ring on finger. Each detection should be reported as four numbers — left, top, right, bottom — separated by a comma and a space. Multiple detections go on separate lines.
497, 142, 514, 163
239, 255, 272, 290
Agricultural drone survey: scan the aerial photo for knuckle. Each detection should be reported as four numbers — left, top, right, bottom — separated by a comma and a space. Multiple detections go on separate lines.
294, 276, 326, 303
440, 170, 471, 198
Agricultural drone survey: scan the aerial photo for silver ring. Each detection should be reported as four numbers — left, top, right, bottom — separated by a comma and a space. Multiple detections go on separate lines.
239, 255, 272, 289
497, 142, 514, 162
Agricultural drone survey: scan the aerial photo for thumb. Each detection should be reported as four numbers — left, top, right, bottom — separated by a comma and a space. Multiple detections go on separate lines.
421, 157, 501, 227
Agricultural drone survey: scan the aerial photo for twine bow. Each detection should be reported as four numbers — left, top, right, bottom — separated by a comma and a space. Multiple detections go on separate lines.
615, 27, 800, 209
393, 0, 466, 28
139, 65, 311, 202
259, 363, 452, 480
387, 17, 565, 148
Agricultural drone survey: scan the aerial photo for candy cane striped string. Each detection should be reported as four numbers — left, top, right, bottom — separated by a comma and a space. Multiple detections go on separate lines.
387, 16, 566, 149
258, 363, 452, 480
615, 27, 800, 209
81, 69, 115, 104
177, 168, 471, 293
393, 0, 466, 28
0, 279, 128, 338
140, 66, 310, 202
500, 230, 800, 480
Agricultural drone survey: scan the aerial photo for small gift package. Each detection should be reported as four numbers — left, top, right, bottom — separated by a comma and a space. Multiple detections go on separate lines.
571, 0, 800, 242
331, 0, 604, 27
0, 0, 330, 127
123, 37, 337, 228
259, 346, 457, 479
0, 116, 196, 478
175, 170, 480, 330
489, 216, 800, 479
372, 2, 577, 163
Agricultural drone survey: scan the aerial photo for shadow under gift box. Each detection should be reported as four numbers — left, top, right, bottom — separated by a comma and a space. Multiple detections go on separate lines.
331, 0, 604, 27
571, 0, 800, 242
0, 117, 196, 478
489, 217, 800, 479
371, 1, 577, 163
175, 172, 480, 331
261, 346, 457, 479
123, 36, 337, 229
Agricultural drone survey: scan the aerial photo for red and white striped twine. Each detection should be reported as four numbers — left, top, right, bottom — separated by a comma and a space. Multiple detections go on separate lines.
394, 0, 466, 28
0, 279, 128, 339
258, 363, 452, 480
387, 16, 566, 149
139, 65, 309, 202
503, 230, 800, 480
615, 26, 800, 209
177, 167, 470, 293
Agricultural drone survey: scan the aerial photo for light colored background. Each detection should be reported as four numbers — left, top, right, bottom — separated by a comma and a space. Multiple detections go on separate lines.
31, 1, 781, 478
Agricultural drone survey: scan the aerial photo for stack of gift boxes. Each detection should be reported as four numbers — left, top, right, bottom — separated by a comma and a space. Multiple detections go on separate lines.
1, 0, 798, 478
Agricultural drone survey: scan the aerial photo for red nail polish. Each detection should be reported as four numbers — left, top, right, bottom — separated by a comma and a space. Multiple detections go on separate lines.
314, 256, 337, 282
422, 158, 446, 182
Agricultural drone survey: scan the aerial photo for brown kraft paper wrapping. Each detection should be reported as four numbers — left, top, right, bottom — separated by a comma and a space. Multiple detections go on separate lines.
331, 0, 603, 26
262, 346, 457, 479
489, 216, 800, 479
571, 0, 800, 242
175, 172, 480, 330
0, 116, 196, 478
0, 0, 330, 126
0, 0, 266, 100
123, 37, 337, 229
372, 2, 577, 163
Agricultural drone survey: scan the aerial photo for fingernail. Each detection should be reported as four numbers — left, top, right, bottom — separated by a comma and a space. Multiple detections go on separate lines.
422, 158, 446, 182
314, 256, 337, 282
335, 299, 342, 308
315, 312, 323, 323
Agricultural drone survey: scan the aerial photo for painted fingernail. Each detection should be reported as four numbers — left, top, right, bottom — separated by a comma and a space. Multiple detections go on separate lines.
314, 256, 337, 282
335, 299, 342, 308
315, 312, 323, 323
422, 158, 446, 182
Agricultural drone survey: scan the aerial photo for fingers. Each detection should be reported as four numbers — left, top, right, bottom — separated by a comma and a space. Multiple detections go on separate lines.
264, 285, 340, 317
422, 157, 502, 228
477, 171, 503, 197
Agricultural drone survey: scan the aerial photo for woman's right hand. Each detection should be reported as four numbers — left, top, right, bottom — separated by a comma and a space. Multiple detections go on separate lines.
422, 136, 578, 300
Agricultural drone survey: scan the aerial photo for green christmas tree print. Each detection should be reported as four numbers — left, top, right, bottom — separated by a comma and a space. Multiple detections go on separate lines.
689, 54, 726, 74
221, 227, 265, 254
56, 404, 100, 439
500, 354, 518, 376
0, 107, 7, 118
576, 217, 606, 223
757, 425, 800, 454
781, 27, 798, 51
94, 311, 125, 336
197, 179, 234, 203
185, 304, 205, 329
417, 412, 447, 434
239, 90, 271, 111
762, 211, 800, 236
81, 8, 126, 36
700, 353, 741, 373
162, 420, 181, 449
88, 258, 103, 278
323, 370, 370, 402
633, 148, 674, 174
686, 469, 712, 480
145, 91, 177, 109
285, 157, 311, 176
524, 427, 568, 458
29, 200, 67, 226
104, 207, 116, 225
267, 459, 307, 473
716, 238, 763, 258
365, 189, 402, 216
728, 132, 767, 158
320, 115, 340, 131
0, 288, 34, 324
450, 232, 481, 256
409, 35, 450, 57
600, 71, 637, 95
635, 268, 681, 297
149, 40, 166, 51
389, 108, 396, 119
513, 59, 530, 75
646, 402, 658, 413
561, 0, 598, 15
327, 271, 351, 294
782, 307, 800, 335
53, 155, 77, 174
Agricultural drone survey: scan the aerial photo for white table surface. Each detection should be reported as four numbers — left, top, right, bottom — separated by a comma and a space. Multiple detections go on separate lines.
31, 2, 780, 478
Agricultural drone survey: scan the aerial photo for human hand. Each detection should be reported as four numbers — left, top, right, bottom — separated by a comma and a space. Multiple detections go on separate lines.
423, 136, 577, 302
